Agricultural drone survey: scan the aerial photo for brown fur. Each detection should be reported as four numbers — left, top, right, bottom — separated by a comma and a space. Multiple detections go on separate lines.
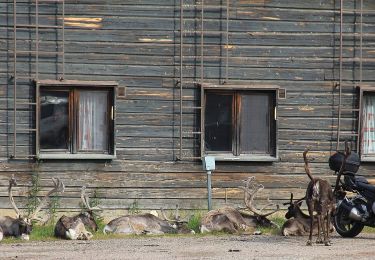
103, 213, 183, 235
200, 206, 255, 234
281, 193, 334, 236
303, 149, 335, 246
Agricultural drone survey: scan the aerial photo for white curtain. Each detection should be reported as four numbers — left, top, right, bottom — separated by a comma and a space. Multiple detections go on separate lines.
78, 91, 108, 151
362, 95, 375, 154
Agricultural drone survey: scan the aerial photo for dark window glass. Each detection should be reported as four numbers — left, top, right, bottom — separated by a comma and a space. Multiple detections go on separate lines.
240, 93, 272, 154
205, 93, 232, 151
204, 90, 276, 157
40, 91, 69, 150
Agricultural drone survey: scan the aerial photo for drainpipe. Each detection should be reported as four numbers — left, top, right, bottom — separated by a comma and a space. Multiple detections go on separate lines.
206, 170, 212, 210
203, 156, 215, 211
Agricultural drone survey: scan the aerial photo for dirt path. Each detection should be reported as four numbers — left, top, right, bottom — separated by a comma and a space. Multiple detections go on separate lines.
1, 233, 375, 259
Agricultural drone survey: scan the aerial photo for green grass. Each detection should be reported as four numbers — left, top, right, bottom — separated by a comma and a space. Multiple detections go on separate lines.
2, 214, 375, 244
30, 225, 58, 241
255, 217, 285, 235
186, 211, 203, 234
362, 226, 375, 233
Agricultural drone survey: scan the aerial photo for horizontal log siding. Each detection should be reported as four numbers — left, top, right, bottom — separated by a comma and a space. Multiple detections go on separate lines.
0, 0, 375, 215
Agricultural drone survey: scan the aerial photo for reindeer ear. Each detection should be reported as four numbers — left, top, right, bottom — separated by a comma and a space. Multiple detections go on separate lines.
297, 201, 303, 207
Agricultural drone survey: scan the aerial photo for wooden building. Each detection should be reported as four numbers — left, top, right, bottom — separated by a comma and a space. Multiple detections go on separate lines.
1, 0, 375, 216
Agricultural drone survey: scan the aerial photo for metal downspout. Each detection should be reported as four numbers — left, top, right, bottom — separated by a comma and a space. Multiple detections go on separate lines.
179, 0, 184, 160
336, 0, 344, 151
13, 0, 17, 157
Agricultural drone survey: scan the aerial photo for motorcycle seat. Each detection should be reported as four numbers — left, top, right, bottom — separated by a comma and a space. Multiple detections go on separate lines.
354, 175, 369, 184
355, 180, 375, 193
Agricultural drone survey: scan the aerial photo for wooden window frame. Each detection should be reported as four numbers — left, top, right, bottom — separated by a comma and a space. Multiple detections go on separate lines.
36, 80, 117, 160
201, 84, 279, 162
358, 86, 375, 162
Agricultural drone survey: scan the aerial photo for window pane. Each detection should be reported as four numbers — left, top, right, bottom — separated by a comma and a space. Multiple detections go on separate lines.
205, 93, 232, 152
240, 93, 273, 154
78, 91, 109, 151
40, 91, 69, 150
362, 94, 375, 154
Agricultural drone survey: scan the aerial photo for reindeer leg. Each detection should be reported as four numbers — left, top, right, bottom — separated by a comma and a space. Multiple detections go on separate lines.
325, 211, 332, 246
306, 204, 313, 246
316, 215, 323, 244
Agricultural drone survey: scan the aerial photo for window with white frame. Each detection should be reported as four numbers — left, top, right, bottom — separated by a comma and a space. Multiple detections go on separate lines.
361, 90, 375, 158
36, 80, 116, 159
202, 86, 278, 161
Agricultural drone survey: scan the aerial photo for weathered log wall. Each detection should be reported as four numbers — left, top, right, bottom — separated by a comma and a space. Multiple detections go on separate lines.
1, 0, 375, 216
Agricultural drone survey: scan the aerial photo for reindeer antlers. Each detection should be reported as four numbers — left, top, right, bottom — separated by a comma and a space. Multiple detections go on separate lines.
9, 176, 64, 220
238, 176, 280, 217
29, 177, 65, 220
161, 205, 187, 223
283, 193, 305, 206
81, 186, 101, 211
8, 175, 21, 218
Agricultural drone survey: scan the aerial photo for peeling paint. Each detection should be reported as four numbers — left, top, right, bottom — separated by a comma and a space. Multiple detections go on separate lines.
261, 16, 280, 21
64, 17, 102, 22
237, 11, 254, 15
63, 17, 102, 29
224, 45, 235, 50
64, 22, 102, 29
298, 105, 314, 111
139, 38, 173, 43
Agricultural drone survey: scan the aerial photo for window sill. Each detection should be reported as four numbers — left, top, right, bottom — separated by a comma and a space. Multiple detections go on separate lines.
360, 155, 375, 162
37, 154, 116, 160
204, 154, 279, 162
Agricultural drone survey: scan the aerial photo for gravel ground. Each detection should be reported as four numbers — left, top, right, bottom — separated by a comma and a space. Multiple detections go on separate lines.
1, 233, 375, 260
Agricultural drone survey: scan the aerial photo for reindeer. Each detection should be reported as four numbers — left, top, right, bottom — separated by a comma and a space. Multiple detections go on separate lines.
200, 177, 280, 233
304, 148, 335, 246
103, 205, 191, 235
54, 186, 100, 240
200, 206, 251, 234
0, 175, 64, 240
281, 193, 335, 236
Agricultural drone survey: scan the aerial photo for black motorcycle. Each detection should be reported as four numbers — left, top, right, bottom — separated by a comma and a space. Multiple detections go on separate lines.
329, 144, 375, 237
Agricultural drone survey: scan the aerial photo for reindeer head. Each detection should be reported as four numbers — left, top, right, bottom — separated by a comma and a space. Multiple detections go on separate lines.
238, 177, 280, 228
284, 193, 303, 219
15, 217, 33, 239
161, 205, 193, 234
79, 186, 101, 232
8, 175, 64, 239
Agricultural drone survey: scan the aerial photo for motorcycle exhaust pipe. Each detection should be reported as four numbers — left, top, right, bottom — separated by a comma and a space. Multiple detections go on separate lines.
338, 199, 364, 222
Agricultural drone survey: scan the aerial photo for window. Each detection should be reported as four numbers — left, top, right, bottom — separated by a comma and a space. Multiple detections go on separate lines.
360, 89, 375, 160
202, 85, 278, 161
36, 80, 116, 159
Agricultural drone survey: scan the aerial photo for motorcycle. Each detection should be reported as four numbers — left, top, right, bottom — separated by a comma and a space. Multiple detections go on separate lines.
329, 143, 375, 237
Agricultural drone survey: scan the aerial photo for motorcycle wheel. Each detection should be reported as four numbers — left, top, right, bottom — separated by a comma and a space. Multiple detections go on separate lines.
334, 205, 365, 238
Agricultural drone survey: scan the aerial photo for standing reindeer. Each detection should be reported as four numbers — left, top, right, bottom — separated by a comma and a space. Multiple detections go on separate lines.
0, 175, 64, 241
281, 193, 335, 236
304, 148, 335, 246
54, 186, 100, 240
200, 177, 280, 233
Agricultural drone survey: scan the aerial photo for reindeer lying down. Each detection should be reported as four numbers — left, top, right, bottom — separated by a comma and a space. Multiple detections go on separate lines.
103, 206, 192, 235
0, 176, 64, 241
201, 177, 280, 234
54, 187, 99, 240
